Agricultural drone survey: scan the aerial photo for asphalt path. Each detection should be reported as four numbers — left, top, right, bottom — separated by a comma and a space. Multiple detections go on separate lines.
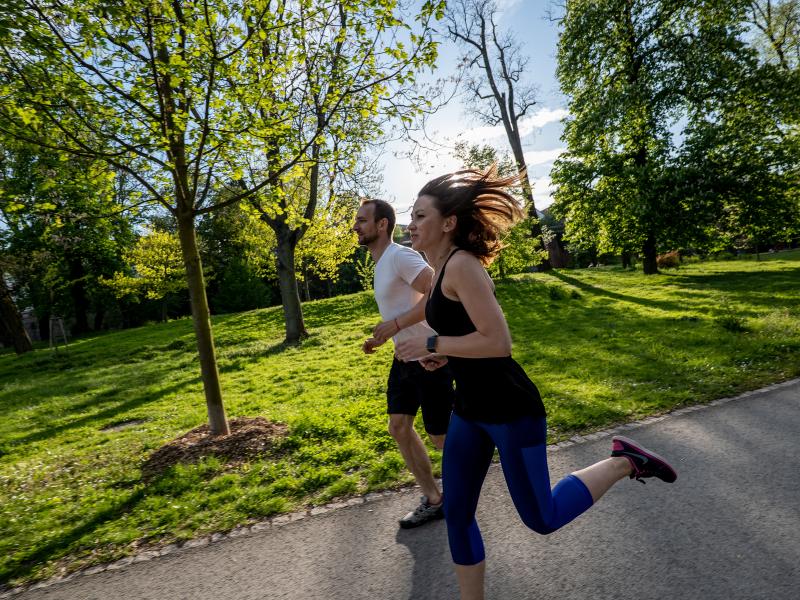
23, 380, 800, 600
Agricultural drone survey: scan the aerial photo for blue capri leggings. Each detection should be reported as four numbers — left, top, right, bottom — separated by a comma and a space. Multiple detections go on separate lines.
442, 413, 595, 565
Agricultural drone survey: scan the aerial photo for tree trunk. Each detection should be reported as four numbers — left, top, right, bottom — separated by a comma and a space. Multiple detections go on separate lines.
622, 251, 632, 269
68, 257, 90, 335
161, 294, 169, 322
326, 279, 331, 298
304, 270, 311, 303
469, 16, 550, 273
642, 232, 659, 275
176, 211, 230, 436
0, 266, 35, 354
274, 229, 309, 345
507, 140, 552, 273
93, 310, 105, 331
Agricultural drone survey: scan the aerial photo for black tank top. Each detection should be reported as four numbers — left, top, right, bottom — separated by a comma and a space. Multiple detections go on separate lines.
425, 249, 546, 424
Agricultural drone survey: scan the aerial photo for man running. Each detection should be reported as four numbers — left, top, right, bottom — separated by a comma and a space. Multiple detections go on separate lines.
354, 198, 455, 529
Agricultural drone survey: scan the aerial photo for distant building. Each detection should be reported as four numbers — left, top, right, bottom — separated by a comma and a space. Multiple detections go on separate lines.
540, 208, 570, 268
20, 310, 41, 342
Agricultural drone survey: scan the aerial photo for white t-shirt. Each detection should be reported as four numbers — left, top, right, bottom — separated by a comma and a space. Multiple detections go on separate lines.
373, 243, 438, 351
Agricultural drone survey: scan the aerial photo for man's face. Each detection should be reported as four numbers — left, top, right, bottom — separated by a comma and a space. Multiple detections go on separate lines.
353, 204, 382, 246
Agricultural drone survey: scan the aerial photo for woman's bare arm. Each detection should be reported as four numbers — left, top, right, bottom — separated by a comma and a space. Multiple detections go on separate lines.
394, 253, 511, 360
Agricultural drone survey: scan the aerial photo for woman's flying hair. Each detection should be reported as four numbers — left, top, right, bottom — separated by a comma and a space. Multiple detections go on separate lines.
417, 162, 526, 266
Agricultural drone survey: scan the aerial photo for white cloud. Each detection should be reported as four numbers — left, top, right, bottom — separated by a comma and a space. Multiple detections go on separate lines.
529, 175, 557, 210
520, 108, 570, 132
496, 0, 524, 11
455, 107, 569, 144
523, 147, 566, 166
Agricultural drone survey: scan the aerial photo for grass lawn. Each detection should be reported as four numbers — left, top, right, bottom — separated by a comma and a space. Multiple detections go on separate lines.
1, 250, 799, 585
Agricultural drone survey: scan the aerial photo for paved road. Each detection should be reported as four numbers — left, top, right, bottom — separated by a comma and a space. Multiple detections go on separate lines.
24, 381, 800, 600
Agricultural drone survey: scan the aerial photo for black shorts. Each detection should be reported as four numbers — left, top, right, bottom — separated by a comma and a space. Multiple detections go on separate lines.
387, 358, 455, 436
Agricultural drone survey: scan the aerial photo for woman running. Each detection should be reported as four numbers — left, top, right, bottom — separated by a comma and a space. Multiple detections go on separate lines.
394, 165, 677, 600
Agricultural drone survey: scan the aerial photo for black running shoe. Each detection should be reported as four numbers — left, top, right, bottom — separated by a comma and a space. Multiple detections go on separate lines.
398, 496, 444, 529
611, 436, 677, 484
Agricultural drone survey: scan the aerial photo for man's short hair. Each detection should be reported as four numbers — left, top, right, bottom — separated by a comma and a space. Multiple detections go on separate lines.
360, 198, 396, 239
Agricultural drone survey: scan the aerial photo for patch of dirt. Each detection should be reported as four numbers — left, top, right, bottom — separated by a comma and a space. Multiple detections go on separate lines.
101, 419, 144, 433
143, 417, 289, 476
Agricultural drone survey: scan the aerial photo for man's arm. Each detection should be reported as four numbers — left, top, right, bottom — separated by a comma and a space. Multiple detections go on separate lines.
372, 266, 433, 342
410, 265, 434, 294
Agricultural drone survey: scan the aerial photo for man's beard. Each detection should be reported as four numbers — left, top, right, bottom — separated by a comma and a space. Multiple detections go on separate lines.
358, 231, 380, 246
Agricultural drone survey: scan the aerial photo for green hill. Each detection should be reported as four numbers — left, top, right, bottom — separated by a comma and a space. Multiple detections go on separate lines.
1, 251, 799, 585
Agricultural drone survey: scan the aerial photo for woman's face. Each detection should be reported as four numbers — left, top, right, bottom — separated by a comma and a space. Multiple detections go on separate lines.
408, 194, 453, 254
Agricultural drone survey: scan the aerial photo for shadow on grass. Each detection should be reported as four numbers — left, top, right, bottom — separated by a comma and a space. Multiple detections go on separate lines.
0, 484, 149, 585
548, 272, 686, 313
669, 268, 800, 294
11, 376, 202, 446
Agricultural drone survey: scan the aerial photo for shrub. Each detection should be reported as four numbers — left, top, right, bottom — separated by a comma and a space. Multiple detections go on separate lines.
656, 249, 681, 269
211, 259, 272, 314
716, 314, 748, 332
711, 251, 735, 262
548, 284, 567, 300
682, 255, 701, 264
714, 296, 748, 332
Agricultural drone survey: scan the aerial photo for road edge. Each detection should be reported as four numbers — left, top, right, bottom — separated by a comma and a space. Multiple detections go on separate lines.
3, 377, 798, 598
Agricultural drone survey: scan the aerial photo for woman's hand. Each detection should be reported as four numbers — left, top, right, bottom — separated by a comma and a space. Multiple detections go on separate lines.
419, 353, 448, 371
394, 336, 430, 362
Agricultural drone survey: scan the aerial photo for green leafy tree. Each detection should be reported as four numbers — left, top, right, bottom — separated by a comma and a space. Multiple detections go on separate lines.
102, 228, 188, 323
749, 0, 800, 70
665, 1, 800, 256
0, 139, 135, 337
355, 251, 375, 292
0, 0, 394, 434
197, 203, 277, 285
296, 192, 359, 301
445, 0, 551, 269
211, 259, 271, 314
549, 0, 750, 274
245, 0, 444, 344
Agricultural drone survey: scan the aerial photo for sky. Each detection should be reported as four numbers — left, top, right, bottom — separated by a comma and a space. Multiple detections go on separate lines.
380, 0, 566, 223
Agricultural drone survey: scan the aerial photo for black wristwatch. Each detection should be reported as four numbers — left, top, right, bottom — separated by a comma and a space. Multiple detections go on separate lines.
426, 335, 439, 353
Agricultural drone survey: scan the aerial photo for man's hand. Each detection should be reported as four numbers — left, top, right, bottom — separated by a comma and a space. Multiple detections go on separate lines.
394, 336, 429, 362
372, 320, 399, 343
419, 353, 448, 371
362, 337, 384, 355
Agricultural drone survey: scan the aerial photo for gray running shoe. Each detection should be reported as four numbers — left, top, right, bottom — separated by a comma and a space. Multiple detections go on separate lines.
398, 496, 444, 529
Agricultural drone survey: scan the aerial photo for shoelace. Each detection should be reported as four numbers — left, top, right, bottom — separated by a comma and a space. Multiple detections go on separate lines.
411, 505, 436, 519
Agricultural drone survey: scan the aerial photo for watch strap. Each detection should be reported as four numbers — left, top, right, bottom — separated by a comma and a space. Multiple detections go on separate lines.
426, 335, 438, 352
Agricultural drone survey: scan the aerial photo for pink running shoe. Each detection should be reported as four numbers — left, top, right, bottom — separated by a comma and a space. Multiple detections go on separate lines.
611, 436, 677, 484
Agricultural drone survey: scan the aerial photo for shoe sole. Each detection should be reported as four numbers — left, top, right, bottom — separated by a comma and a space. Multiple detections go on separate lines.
612, 435, 678, 483
398, 511, 445, 529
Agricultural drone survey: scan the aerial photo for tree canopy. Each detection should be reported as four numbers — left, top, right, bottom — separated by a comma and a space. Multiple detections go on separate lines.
550, 0, 800, 272
0, 0, 445, 434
